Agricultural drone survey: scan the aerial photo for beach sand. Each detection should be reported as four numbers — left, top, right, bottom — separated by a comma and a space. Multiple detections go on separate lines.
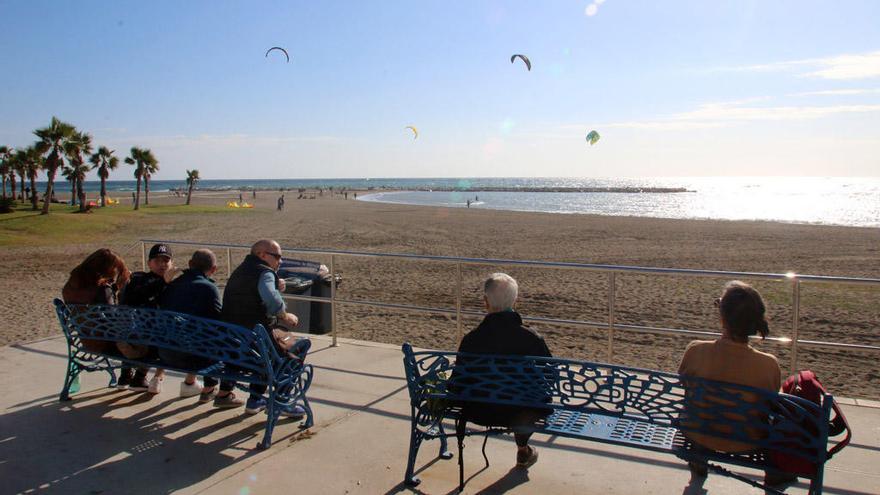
2, 190, 878, 397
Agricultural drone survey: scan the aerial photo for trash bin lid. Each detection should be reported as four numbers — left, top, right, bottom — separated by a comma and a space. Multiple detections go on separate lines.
283, 275, 313, 293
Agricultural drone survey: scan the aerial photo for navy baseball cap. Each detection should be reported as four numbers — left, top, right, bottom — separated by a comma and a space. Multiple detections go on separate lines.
148, 243, 172, 260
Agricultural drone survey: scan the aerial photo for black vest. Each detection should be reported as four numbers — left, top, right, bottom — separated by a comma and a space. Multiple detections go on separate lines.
221, 254, 278, 329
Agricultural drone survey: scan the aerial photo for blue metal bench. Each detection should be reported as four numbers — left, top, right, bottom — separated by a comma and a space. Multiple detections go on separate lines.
402, 343, 839, 494
53, 298, 315, 449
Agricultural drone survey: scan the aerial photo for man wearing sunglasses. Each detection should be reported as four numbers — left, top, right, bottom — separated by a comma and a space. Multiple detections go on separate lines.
221, 239, 303, 416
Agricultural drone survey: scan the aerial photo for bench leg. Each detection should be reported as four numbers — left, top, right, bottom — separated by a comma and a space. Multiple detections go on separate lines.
59, 360, 80, 401
438, 422, 453, 459
456, 418, 467, 493
258, 383, 277, 450
404, 419, 424, 487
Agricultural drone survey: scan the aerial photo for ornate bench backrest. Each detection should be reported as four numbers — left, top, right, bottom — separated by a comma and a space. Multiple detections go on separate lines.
402, 343, 830, 463
55, 299, 278, 376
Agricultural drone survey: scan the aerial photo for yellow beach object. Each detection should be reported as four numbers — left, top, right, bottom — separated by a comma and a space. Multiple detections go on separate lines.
241, 202, 254, 208
227, 201, 241, 208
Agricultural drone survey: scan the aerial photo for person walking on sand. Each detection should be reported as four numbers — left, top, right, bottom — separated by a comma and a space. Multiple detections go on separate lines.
455, 273, 552, 469
220, 239, 305, 416
466, 199, 471, 208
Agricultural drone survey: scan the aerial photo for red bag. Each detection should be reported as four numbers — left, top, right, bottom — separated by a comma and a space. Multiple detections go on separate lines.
771, 370, 851, 475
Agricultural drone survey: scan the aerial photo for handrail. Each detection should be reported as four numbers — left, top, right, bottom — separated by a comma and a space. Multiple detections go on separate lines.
141, 239, 880, 378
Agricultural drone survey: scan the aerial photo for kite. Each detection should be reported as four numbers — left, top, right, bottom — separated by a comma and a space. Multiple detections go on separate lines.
265, 46, 290, 62
510, 54, 531, 71
586, 130, 601, 145
405, 126, 418, 139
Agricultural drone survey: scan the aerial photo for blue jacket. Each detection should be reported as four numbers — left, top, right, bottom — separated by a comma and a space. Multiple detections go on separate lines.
159, 269, 221, 320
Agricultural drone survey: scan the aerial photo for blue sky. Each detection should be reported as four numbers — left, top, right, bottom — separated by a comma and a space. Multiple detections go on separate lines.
1, 1, 878, 179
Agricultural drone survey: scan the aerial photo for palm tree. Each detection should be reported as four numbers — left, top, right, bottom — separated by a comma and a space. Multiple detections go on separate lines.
124, 147, 157, 210
61, 164, 76, 205
23, 145, 44, 210
7, 155, 17, 202
89, 146, 118, 207
34, 117, 77, 215
63, 132, 93, 212
143, 154, 159, 205
185, 169, 200, 205
0, 146, 11, 199
15, 156, 27, 201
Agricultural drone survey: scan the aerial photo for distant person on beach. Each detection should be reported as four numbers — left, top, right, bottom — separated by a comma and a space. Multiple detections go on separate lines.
677, 281, 790, 485
118, 244, 180, 394
252, 190, 256, 199
239, 193, 243, 204
158, 249, 230, 404
131, 192, 135, 203
466, 199, 471, 208
220, 239, 305, 416
62, 248, 131, 354
454, 273, 552, 469
353, 192, 357, 199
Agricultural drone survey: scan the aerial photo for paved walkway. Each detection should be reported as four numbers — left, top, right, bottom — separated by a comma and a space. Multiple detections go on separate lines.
2, 335, 878, 494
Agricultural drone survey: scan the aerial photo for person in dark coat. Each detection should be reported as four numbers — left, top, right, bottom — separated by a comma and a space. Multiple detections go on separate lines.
158, 249, 234, 404
456, 273, 552, 469
220, 239, 304, 416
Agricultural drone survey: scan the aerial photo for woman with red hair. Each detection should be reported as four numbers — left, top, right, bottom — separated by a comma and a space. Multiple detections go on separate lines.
62, 248, 131, 353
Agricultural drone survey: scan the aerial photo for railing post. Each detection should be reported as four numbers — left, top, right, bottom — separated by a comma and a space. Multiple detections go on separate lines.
331, 254, 338, 347
607, 272, 616, 363
141, 241, 147, 272
455, 262, 463, 344
226, 248, 232, 278
790, 278, 801, 375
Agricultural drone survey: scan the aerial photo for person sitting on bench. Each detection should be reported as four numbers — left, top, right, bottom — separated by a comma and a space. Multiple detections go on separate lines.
678, 280, 793, 486
456, 273, 553, 469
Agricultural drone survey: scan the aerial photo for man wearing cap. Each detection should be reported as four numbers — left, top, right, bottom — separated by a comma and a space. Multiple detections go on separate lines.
220, 239, 304, 416
118, 243, 180, 393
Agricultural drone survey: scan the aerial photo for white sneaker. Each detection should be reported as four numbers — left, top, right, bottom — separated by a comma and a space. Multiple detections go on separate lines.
179, 379, 203, 398
148, 375, 164, 394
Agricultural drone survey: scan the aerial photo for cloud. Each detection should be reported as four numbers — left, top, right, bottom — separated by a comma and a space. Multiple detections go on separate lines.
104, 133, 341, 148
597, 99, 880, 130
714, 50, 880, 80
789, 88, 880, 97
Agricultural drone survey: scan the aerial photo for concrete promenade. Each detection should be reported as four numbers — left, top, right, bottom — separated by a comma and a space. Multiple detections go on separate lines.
2, 335, 878, 495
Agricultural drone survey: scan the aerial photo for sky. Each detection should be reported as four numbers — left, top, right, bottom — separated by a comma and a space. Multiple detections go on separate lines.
1, 1, 879, 180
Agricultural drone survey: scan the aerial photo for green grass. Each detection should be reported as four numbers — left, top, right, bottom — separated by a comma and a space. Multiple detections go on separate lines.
0, 201, 252, 246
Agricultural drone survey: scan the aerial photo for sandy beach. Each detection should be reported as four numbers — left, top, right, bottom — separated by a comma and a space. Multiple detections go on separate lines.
2, 191, 878, 398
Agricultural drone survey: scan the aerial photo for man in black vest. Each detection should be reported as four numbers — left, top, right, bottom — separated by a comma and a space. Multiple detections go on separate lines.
456, 273, 552, 469
221, 239, 304, 417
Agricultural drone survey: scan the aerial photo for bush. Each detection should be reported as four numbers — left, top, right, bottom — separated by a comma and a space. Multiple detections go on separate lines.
0, 197, 15, 214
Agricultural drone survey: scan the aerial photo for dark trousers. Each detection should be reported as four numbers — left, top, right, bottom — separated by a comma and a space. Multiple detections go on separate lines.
203, 376, 235, 392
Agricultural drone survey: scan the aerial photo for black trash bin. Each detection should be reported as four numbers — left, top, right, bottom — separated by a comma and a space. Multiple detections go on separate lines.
279, 260, 341, 335
282, 274, 312, 332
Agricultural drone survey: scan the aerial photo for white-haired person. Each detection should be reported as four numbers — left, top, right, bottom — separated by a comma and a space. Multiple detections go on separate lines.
456, 273, 553, 469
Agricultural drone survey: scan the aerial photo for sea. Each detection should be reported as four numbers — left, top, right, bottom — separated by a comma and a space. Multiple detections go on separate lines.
43, 177, 880, 228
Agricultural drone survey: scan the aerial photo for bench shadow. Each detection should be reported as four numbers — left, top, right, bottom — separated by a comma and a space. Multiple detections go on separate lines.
0, 387, 304, 494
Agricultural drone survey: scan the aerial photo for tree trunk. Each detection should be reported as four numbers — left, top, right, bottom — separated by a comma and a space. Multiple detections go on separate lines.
42, 168, 56, 215
100, 176, 107, 207
144, 176, 150, 205
69, 177, 76, 205
19, 172, 25, 200
30, 173, 38, 210
186, 183, 194, 205
1, 176, 6, 199
134, 176, 142, 210
9, 174, 16, 202
77, 178, 86, 212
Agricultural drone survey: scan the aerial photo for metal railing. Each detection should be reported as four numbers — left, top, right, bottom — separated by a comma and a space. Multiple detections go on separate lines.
141, 239, 880, 374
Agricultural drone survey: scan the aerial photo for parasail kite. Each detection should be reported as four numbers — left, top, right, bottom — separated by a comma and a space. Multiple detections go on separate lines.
405, 126, 418, 139
510, 54, 531, 71
265, 46, 290, 62
586, 130, 601, 145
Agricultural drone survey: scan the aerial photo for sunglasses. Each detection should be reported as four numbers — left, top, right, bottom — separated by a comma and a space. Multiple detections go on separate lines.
264, 252, 282, 260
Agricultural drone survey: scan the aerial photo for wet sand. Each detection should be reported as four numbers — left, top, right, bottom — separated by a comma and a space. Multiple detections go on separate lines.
2, 190, 878, 397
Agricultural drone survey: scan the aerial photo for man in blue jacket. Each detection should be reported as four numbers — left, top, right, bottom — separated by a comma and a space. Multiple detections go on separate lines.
158, 249, 241, 407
